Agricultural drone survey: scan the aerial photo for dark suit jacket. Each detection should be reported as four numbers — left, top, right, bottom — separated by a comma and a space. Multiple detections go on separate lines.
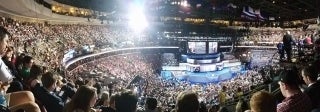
100, 106, 116, 112
32, 83, 64, 112
283, 34, 295, 48
304, 81, 320, 109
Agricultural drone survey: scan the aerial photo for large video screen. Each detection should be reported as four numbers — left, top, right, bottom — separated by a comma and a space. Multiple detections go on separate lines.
188, 42, 206, 54
208, 42, 218, 54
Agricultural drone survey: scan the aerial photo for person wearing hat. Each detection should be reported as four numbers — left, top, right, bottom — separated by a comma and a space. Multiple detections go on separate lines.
277, 68, 312, 112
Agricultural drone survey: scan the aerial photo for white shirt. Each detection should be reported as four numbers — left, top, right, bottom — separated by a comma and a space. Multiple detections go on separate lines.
308, 82, 315, 87
0, 58, 13, 82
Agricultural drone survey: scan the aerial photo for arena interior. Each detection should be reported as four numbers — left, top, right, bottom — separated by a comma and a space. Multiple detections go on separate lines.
0, 0, 320, 112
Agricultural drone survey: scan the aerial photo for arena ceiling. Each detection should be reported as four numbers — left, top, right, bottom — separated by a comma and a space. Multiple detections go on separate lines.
231, 0, 319, 21
54, 0, 319, 21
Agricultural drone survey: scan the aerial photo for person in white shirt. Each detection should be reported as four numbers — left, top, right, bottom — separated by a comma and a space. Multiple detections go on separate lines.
0, 26, 40, 112
0, 26, 13, 82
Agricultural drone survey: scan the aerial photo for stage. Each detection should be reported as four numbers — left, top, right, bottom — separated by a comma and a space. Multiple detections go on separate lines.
161, 65, 246, 83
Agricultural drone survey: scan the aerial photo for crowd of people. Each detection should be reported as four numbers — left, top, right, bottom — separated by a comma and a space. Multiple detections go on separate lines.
240, 28, 318, 46
0, 16, 160, 71
67, 52, 268, 112
0, 14, 320, 112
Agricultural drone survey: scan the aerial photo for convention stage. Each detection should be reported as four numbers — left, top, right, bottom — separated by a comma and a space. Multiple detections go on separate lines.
161, 65, 246, 83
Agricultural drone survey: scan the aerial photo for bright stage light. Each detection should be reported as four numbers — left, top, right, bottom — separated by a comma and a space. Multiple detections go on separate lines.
182, 1, 188, 7
128, 4, 148, 33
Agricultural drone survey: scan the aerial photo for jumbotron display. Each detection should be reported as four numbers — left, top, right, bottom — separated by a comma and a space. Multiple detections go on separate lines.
208, 42, 218, 54
187, 42, 206, 54
187, 42, 218, 54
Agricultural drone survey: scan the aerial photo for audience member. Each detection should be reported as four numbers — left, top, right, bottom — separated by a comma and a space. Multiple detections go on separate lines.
100, 94, 117, 112
63, 85, 98, 112
32, 72, 64, 112
145, 97, 158, 112
175, 91, 199, 112
301, 66, 320, 110
235, 98, 249, 112
218, 86, 227, 106
95, 91, 109, 107
277, 68, 312, 112
2, 15, 318, 112
282, 31, 295, 62
249, 91, 276, 112
0, 26, 40, 112
115, 90, 138, 112
2, 46, 19, 79
20, 56, 33, 80
0, 26, 14, 82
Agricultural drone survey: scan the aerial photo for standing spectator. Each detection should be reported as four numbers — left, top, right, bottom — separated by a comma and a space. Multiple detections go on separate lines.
282, 31, 295, 62
277, 42, 284, 61
277, 69, 312, 112
218, 86, 227, 106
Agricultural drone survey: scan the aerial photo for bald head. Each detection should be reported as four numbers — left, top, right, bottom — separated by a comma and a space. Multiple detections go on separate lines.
286, 31, 290, 35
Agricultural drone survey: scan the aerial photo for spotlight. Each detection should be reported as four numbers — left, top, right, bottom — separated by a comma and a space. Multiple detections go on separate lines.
128, 4, 148, 33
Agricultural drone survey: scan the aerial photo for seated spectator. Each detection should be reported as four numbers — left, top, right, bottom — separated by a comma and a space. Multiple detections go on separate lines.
32, 72, 64, 112
277, 68, 312, 112
236, 87, 243, 99
304, 35, 313, 45
218, 106, 229, 112
100, 94, 117, 112
63, 85, 98, 112
249, 91, 276, 112
6, 80, 23, 93
199, 102, 207, 112
0, 25, 40, 112
175, 91, 199, 112
2, 46, 19, 80
301, 66, 320, 109
20, 55, 34, 81
208, 105, 219, 112
3, 49, 21, 95
235, 98, 249, 112
0, 81, 40, 112
144, 97, 158, 112
0, 26, 14, 83
115, 90, 138, 112
55, 76, 76, 103
95, 91, 109, 107
27, 65, 43, 90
